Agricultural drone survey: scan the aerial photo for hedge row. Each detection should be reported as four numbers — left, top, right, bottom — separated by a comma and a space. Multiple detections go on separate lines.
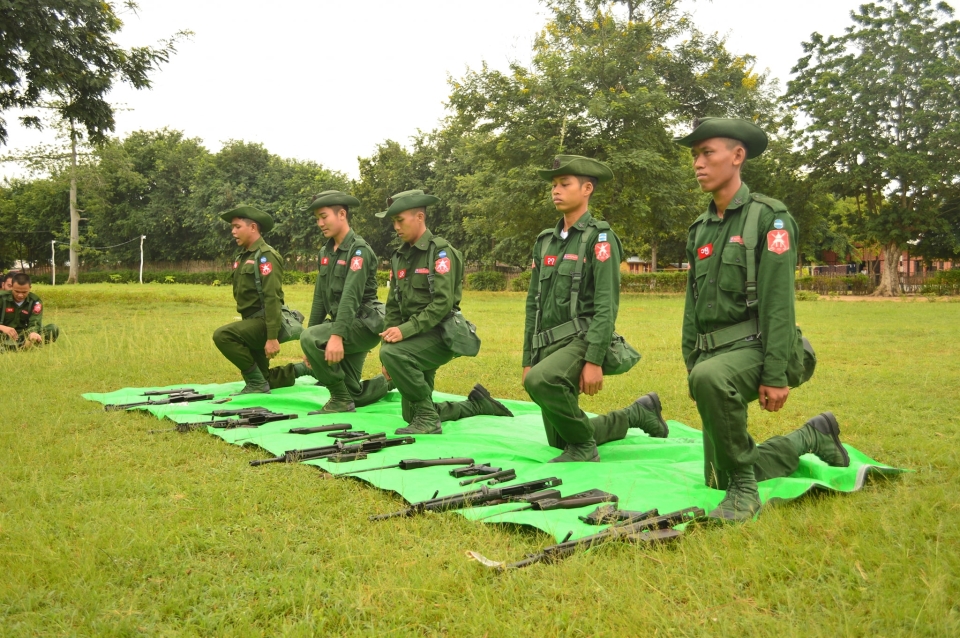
920, 270, 960, 295
795, 274, 874, 295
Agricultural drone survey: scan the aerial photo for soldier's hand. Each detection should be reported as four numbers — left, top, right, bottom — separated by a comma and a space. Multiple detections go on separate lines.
0, 325, 16, 339
264, 339, 281, 359
580, 363, 603, 396
380, 327, 403, 343
27, 332, 42, 343
326, 334, 345, 363
522, 366, 531, 385
381, 366, 391, 381
758, 385, 789, 412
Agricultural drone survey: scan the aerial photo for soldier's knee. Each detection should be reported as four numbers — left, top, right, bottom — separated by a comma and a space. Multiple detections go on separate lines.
212, 325, 230, 348
688, 363, 721, 399
379, 342, 399, 368
523, 364, 544, 396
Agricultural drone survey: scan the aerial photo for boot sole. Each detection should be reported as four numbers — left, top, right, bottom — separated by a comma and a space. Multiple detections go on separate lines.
469, 383, 515, 418
812, 411, 850, 467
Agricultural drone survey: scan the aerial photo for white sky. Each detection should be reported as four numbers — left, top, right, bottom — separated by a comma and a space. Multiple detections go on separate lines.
2, 0, 864, 180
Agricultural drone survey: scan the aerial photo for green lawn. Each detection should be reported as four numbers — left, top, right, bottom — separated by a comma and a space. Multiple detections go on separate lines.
1, 285, 958, 636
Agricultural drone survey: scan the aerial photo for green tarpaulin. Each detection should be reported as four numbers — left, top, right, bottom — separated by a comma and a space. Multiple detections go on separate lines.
83, 380, 903, 542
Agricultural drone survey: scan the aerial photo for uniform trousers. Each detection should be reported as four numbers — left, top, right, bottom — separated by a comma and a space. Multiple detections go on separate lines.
379, 326, 459, 421
688, 343, 802, 490
212, 317, 298, 388
523, 335, 644, 449
299, 320, 390, 407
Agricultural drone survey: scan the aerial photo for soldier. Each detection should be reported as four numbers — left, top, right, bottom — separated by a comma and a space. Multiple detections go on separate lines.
522, 155, 668, 463
2, 271, 17, 291
212, 206, 307, 394
298, 190, 392, 413
377, 189, 512, 435
675, 118, 849, 522
0, 272, 59, 351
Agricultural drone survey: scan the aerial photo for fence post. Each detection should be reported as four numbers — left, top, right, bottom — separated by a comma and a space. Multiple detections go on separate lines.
139, 235, 146, 284
51, 240, 56, 286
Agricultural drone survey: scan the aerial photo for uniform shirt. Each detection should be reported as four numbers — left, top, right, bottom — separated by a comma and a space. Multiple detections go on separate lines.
308, 229, 379, 336
0, 290, 44, 335
231, 237, 285, 340
681, 183, 798, 387
522, 211, 623, 367
384, 229, 463, 339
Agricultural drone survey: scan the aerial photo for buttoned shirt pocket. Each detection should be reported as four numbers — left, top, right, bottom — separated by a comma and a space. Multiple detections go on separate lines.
330, 266, 346, 292
410, 273, 432, 303
718, 244, 746, 301
553, 259, 576, 302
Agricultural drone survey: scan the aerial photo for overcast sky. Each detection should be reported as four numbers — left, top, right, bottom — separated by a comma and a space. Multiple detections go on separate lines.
2, 0, 865, 180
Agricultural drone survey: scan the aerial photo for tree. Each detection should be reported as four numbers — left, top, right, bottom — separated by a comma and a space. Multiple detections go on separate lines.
441, 0, 776, 269
0, 1, 189, 146
787, 0, 960, 295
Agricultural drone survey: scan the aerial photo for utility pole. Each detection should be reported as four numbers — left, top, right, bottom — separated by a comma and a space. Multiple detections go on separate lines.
67, 121, 79, 284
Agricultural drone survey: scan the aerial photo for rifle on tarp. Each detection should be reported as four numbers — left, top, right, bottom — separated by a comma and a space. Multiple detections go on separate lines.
250, 436, 415, 466
458, 469, 517, 486
150, 410, 298, 433
105, 389, 215, 411
368, 477, 563, 521
449, 463, 502, 478
467, 507, 704, 570
338, 457, 476, 476
288, 423, 352, 434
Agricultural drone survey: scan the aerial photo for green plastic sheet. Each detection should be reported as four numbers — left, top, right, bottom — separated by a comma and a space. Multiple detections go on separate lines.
84, 380, 903, 542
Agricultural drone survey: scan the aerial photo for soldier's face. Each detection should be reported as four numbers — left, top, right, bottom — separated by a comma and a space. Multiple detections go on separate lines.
392, 210, 423, 244
315, 207, 346, 238
1, 278, 12, 291
230, 219, 256, 246
551, 176, 591, 213
691, 138, 744, 193
11, 283, 30, 303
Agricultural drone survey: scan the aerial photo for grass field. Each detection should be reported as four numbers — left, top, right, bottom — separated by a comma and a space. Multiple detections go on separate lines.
1, 284, 958, 636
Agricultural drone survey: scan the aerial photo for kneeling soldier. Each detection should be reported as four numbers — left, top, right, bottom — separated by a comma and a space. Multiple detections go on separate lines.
299, 190, 392, 413
0, 272, 59, 351
676, 118, 849, 521
377, 190, 512, 435
523, 156, 667, 462
213, 206, 306, 394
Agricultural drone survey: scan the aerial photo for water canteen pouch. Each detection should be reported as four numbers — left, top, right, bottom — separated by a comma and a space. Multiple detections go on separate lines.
357, 301, 386, 334
252, 247, 305, 344
603, 332, 642, 376
440, 310, 481, 357
786, 327, 817, 388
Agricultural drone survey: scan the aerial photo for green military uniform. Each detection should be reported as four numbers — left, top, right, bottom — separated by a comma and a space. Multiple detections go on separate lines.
212, 207, 301, 392
377, 190, 504, 434
298, 191, 390, 412
0, 290, 59, 351
523, 156, 667, 462
676, 118, 849, 520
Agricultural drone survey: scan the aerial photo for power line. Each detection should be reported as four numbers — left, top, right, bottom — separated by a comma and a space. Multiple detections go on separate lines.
52, 236, 143, 250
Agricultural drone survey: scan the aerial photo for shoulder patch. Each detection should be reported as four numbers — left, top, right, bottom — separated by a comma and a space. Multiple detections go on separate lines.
435, 257, 451, 274
438, 250, 447, 258
773, 219, 784, 230
767, 230, 790, 254
33, 302, 42, 314
594, 242, 612, 262
259, 262, 273, 276
350, 256, 364, 271
598, 232, 607, 242
260, 256, 267, 263
356, 249, 362, 256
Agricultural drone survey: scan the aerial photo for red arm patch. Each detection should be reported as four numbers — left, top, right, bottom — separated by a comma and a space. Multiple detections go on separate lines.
435, 257, 451, 274
594, 242, 611, 262
544, 255, 557, 267
259, 262, 272, 275
767, 230, 790, 254
33, 302, 41, 314
697, 243, 713, 259
350, 256, 363, 271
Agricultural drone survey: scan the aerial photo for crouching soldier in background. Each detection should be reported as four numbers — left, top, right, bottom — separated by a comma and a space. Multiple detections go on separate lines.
298, 190, 392, 413
213, 206, 309, 394
0, 273, 59, 351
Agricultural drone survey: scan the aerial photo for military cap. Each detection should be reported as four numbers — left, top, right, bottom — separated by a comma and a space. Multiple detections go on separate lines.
375, 189, 440, 218
303, 190, 361, 212
673, 117, 768, 159
537, 154, 614, 183
219, 205, 275, 233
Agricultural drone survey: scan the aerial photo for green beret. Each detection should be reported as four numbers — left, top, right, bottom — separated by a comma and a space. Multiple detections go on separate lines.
673, 117, 768, 159
219, 205, 275, 233
537, 154, 614, 183
374, 189, 440, 218
303, 190, 361, 212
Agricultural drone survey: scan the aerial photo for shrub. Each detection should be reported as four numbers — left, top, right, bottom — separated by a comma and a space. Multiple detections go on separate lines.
511, 270, 533, 292
920, 270, 960, 296
795, 274, 874, 295
467, 271, 507, 291
376, 271, 390, 288
620, 272, 688, 293
795, 290, 819, 301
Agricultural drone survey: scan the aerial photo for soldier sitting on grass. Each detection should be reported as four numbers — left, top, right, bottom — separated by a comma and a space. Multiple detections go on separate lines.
0, 272, 59, 351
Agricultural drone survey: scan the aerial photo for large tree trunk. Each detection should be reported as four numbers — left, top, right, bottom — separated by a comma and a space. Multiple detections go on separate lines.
67, 132, 79, 284
650, 239, 658, 273
873, 241, 901, 296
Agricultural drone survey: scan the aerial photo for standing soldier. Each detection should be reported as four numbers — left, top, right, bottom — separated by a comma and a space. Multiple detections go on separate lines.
523, 156, 668, 463
676, 118, 849, 522
377, 189, 512, 435
213, 206, 307, 394
0, 272, 59, 351
298, 190, 391, 413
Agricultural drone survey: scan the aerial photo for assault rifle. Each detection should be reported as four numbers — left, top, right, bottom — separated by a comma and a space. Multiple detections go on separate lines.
151, 410, 298, 433
338, 457, 476, 476
288, 423, 352, 434
579, 505, 658, 526
368, 477, 563, 521
250, 436, 415, 466
105, 390, 215, 411
459, 469, 517, 486
449, 463, 502, 478
467, 506, 704, 570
